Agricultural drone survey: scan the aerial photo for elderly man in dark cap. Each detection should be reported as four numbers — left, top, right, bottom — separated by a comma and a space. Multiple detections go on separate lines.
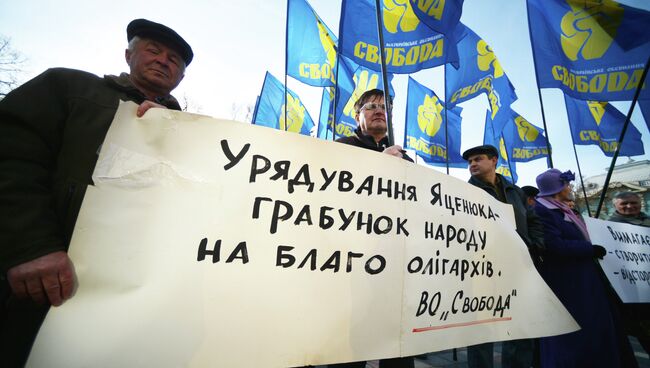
462, 145, 545, 368
0, 19, 193, 366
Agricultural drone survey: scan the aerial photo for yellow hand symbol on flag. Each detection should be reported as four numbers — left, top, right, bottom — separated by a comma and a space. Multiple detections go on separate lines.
477, 40, 503, 78
316, 18, 337, 83
280, 94, 306, 133
560, 0, 623, 61
499, 137, 509, 161
342, 70, 380, 119
383, 0, 419, 34
514, 116, 539, 142
417, 94, 443, 137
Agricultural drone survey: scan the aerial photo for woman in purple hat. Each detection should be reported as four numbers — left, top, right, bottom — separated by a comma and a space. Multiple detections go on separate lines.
533, 169, 637, 368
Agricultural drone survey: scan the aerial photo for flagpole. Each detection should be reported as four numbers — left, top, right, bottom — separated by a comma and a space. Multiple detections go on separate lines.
444, 63, 450, 175
331, 52, 341, 141
568, 131, 593, 217
374, 0, 394, 146
284, 0, 290, 131
525, 0, 553, 168
594, 57, 650, 218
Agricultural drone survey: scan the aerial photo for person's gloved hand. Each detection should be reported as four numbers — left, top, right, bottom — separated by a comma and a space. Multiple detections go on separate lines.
593, 245, 607, 259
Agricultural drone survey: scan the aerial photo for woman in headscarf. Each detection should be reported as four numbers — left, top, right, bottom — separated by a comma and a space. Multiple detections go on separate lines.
533, 169, 637, 368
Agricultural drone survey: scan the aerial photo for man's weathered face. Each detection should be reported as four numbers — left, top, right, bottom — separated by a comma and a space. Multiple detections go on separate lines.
615, 196, 642, 217
467, 153, 497, 178
126, 38, 185, 96
356, 95, 388, 137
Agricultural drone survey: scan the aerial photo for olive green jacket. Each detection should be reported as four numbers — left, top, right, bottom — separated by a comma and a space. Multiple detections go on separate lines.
0, 68, 181, 273
608, 211, 650, 227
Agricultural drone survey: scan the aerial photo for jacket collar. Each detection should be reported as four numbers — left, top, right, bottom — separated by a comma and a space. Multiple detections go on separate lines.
468, 173, 512, 189
104, 73, 182, 110
354, 126, 389, 149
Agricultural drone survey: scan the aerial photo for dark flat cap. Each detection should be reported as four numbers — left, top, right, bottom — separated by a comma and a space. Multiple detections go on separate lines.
127, 19, 193, 65
462, 144, 498, 160
521, 185, 540, 197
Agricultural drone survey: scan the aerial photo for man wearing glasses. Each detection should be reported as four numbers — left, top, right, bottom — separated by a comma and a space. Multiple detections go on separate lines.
336, 89, 413, 162
330, 88, 413, 367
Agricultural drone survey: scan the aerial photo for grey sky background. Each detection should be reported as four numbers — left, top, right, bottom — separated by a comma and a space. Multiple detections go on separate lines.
1, 0, 649, 186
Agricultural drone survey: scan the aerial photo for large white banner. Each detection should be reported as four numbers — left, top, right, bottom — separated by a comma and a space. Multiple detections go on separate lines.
28, 102, 577, 368
585, 217, 650, 303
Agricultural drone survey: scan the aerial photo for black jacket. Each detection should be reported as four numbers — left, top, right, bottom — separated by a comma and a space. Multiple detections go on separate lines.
0, 68, 182, 272
0, 68, 183, 367
336, 127, 414, 162
468, 174, 545, 258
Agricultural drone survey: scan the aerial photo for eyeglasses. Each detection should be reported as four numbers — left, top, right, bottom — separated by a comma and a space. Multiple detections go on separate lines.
359, 102, 390, 112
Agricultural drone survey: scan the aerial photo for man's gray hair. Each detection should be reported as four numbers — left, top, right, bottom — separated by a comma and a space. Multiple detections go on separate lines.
126, 35, 186, 70
612, 191, 641, 204
127, 35, 142, 52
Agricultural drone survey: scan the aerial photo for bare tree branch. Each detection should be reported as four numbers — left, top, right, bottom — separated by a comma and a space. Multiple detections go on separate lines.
180, 93, 202, 113
230, 101, 255, 123
0, 35, 25, 98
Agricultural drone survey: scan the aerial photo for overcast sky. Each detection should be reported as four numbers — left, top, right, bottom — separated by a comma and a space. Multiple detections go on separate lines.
1, 0, 649, 186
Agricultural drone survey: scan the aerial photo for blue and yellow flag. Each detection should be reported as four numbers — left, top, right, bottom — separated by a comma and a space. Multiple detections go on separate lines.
287, 0, 339, 87
489, 109, 549, 163
409, 0, 464, 36
405, 77, 465, 167
564, 95, 645, 156
483, 112, 518, 184
253, 72, 315, 136
445, 24, 517, 111
318, 55, 395, 139
527, 0, 650, 101
338, 0, 458, 74
317, 87, 337, 139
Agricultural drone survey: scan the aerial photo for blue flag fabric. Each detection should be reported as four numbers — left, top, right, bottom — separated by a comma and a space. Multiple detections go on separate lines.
317, 87, 336, 139
287, 0, 339, 87
253, 72, 315, 136
339, 0, 458, 74
564, 95, 645, 157
483, 112, 518, 184
527, 0, 650, 101
489, 109, 549, 163
445, 24, 517, 110
409, 0, 464, 36
405, 77, 465, 167
318, 55, 395, 140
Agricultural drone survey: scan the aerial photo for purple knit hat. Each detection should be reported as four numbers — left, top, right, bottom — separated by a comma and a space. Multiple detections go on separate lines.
536, 169, 575, 197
